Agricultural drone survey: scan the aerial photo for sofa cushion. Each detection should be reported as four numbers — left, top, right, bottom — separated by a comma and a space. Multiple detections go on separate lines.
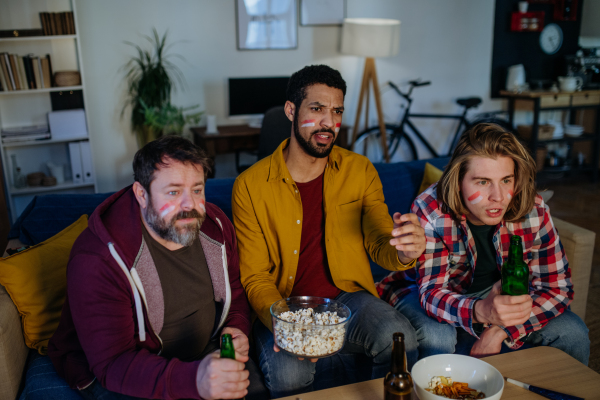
418, 162, 443, 195
0, 215, 88, 354
8, 193, 111, 246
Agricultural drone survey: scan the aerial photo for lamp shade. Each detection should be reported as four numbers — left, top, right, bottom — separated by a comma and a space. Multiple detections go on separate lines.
341, 18, 400, 58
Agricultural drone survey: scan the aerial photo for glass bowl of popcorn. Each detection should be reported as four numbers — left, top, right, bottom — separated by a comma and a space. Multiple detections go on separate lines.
270, 296, 351, 358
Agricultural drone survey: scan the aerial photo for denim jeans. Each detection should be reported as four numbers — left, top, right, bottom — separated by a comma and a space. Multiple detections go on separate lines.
254, 290, 418, 399
19, 343, 268, 400
395, 289, 590, 365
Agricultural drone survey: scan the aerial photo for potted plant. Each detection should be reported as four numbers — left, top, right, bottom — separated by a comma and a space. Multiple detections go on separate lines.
122, 28, 200, 146
140, 100, 203, 142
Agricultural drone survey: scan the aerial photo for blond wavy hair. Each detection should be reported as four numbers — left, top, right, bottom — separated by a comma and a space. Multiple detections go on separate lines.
436, 123, 537, 222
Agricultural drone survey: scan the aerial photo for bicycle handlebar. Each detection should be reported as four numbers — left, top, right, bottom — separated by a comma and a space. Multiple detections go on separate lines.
388, 80, 432, 100
408, 80, 431, 87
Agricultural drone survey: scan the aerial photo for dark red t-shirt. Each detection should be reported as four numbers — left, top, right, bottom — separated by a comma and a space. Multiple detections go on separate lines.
290, 172, 342, 299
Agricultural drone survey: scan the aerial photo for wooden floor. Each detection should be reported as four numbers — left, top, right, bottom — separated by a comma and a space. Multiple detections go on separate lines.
538, 174, 600, 372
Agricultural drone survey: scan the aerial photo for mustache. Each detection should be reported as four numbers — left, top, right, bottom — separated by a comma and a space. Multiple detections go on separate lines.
174, 209, 203, 220
311, 127, 335, 136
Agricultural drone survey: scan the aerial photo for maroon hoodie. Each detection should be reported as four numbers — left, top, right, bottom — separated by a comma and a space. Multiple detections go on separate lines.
48, 186, 250, 399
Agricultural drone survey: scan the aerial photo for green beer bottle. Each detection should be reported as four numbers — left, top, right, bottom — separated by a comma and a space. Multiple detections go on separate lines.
501, 235, 529, 295
220, 334, 245, 400
383, 332, 413, 400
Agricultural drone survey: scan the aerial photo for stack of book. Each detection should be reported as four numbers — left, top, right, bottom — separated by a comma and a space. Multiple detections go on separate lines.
39, 12, 76, 35
0, 53, 53, 91
1, 125, 51, 143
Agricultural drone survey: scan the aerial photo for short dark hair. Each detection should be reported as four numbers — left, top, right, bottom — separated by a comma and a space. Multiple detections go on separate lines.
286, 65, 347, 108
133, 135, 213, 192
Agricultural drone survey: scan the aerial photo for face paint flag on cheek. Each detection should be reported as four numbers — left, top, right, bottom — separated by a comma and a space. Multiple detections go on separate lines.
468, 191, 483, 205
159, 203, 176, 218
198, 198, 206, 213
335, 122, 341, 133
301, 119, 316, 127
508, 190, 514, 200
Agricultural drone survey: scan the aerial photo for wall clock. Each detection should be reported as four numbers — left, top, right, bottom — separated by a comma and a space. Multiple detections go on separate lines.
539, 23, 563, 54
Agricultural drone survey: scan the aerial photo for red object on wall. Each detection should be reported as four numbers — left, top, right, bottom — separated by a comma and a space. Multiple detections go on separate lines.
553, 0, 578, 21
510, 11, 545, 32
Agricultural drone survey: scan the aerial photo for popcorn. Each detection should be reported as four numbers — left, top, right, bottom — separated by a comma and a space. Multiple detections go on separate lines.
273, 308, 347, 357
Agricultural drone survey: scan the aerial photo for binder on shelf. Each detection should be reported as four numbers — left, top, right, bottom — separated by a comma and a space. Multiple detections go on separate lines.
79, 141, 95, 184
68, 142, 83, 184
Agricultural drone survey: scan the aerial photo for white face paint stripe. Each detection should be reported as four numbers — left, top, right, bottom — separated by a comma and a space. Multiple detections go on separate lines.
470, 196, 483, 205
198, 202, 206, 212
301, 122, 315, 127
160, 205, 175, 218
334, 127, 340, 133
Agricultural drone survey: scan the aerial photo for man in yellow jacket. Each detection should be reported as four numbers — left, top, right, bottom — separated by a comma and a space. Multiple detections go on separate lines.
232, 65, 426, 398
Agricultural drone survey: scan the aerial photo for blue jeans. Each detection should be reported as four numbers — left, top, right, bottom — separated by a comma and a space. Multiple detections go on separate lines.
395, 289, 590, 365
254, 290, 418, 399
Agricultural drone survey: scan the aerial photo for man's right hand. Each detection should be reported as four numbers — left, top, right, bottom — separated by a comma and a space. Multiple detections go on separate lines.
473, 281, 532, 327
196, 351, 249, 399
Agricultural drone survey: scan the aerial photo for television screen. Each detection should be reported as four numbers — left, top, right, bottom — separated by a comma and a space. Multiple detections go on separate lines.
228, 77, 290, 117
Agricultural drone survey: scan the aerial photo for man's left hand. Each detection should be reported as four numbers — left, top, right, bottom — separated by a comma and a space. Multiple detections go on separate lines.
390, 212, 426, 264
469, 325, 507, 358
221, 327, 250, 363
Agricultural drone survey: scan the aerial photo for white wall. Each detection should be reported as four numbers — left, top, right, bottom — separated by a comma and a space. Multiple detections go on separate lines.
75, 0, 500, 191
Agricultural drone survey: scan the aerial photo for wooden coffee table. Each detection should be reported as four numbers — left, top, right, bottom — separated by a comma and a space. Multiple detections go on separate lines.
278, 347, 599, 399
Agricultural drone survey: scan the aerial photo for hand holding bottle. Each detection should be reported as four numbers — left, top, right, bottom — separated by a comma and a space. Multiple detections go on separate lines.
473, 281, 532, 327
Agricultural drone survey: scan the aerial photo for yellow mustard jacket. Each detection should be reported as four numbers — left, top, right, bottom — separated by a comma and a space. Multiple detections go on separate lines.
232, 139, 414, 329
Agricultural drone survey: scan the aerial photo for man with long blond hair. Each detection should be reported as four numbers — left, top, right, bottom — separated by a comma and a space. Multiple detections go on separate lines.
377, 123, 589, 364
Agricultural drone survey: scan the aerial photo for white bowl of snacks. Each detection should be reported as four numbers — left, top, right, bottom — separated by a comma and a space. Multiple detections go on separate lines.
411, 354, 504, 400
270, 296, 351, 358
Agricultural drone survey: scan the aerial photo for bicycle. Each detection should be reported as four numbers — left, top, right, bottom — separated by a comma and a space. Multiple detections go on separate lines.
352, 80, 514, 163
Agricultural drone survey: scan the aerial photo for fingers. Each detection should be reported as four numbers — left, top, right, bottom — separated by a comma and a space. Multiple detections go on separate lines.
273, 343, 280, 352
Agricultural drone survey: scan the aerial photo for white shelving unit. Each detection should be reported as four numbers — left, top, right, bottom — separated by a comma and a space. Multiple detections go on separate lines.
0, 0, 97, 222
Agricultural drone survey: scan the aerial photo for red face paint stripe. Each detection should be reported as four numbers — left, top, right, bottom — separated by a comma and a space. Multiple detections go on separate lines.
468, 192, 481, 202
301, 119, 316, 124
335, 123, 341, 127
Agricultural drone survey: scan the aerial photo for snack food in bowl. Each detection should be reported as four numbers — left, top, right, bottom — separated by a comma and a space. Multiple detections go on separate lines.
411, 354, 504, 400
270, 296, 351, 358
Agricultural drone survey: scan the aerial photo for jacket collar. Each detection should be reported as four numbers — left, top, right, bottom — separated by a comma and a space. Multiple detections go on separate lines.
267, 138, 342, 182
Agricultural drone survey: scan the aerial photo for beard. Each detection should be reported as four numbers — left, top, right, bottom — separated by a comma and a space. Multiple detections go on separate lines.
143, 196, 205, 247
293, 112, 336, 159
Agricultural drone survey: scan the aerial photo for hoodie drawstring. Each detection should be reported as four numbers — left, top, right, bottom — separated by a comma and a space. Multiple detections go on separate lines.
108, 242, 146, 342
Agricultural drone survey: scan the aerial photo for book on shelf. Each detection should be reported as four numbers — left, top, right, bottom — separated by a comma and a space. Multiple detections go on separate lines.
39, 12, 75, 36
17, 57, 28, 90
1, 53, 16, 91
2, 124, 50, 136
23, 54, 34, 89
37, 57, 44, 88
8, 54, 20, 90
41, 58, 51, 89
31, 57, 41, 89
2, 133, 52, 143
0, 58, 8, 91
46, 54, 54, 87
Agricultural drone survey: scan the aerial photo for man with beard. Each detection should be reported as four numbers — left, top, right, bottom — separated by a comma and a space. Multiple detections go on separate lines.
48, 136, 258, 400
232, 64, 426, 398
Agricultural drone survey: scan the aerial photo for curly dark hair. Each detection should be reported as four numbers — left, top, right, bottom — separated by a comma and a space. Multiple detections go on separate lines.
286, 64, 347, 108
133, 135, 213, 192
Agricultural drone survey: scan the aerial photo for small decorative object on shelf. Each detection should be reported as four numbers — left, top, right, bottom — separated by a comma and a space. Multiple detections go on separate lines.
54, 70, 80, 87
26, 172, 45, 187
510, 11, 545, 32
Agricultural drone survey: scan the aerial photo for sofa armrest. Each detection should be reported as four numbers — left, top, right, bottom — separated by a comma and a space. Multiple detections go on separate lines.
0, 284, 28, 400
1, 238, 29, 400
553, 217, 595, 321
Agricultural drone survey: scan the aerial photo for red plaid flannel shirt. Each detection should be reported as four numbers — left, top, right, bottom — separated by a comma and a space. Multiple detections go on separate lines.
377, 184, 573, 349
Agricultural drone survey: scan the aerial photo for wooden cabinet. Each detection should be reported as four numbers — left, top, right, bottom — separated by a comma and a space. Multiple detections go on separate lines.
501, 90, 600, 182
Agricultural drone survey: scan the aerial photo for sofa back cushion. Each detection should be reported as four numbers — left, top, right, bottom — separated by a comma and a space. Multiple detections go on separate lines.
0, 215, 88, 354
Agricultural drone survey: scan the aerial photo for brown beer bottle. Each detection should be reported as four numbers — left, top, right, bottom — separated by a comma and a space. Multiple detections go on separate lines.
383, 332, 413, 400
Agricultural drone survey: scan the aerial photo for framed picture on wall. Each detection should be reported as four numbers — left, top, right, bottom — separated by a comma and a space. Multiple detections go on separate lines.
236, 0, 298, 50
300, 0, 345, 26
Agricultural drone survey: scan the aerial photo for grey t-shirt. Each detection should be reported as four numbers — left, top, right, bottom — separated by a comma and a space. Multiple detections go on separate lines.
142, 224, 216, 361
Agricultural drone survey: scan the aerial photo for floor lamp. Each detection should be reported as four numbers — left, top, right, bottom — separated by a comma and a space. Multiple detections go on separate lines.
342, 18, 400, 163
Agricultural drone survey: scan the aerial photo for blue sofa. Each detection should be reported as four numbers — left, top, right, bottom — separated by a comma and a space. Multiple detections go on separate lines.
3, 158, 450, 399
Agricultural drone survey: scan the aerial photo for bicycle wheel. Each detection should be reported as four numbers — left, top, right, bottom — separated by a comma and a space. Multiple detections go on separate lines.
353, 125, 418, 163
